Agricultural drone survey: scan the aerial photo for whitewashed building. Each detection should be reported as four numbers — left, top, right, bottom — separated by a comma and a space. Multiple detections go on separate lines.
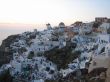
81, 23, 93, 34
88, 55, 110, 73
99, 23, 110, 34
10, 60, 22, 75
58, 22, 66, 32
46, 23, 52, 30
96, 34, 110, 43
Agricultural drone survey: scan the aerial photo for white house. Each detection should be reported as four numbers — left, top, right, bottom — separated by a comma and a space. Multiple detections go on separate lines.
46, 23, 52, 30
99, 23, 110, 34
33, 79, 44, 82
88, 55, 110, 73
72, 26, 80, 33
71, 21, 82, 33
104, 43, 110, 56
31, 40, 60, 53
81, 23, 93, 34
31, 44, 51, 52
96, 34, 110, 43
95, 17, 108, 23
10, 60, 22, 75
58, 22, 66, 32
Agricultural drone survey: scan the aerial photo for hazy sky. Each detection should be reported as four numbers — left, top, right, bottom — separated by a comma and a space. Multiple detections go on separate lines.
0, 0, 110, 45
0, 0, 110, 25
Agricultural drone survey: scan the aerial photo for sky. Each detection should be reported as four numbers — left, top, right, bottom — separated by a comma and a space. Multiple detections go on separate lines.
0, 0, 110, 44
0, 0, 110, 26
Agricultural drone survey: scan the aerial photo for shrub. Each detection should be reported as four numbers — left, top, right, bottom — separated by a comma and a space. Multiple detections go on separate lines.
44, 46, 81, 70
28, 51, 34, 59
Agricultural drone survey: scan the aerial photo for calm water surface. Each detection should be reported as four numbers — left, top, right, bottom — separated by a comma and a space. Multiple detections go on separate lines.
0, 23, 45, 45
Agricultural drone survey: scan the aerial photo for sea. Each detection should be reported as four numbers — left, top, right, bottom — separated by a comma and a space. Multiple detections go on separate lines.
0, 23, 45, 45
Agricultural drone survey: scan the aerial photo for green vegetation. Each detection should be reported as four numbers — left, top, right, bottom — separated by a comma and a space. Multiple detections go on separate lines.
36, 52, 44, 56
44, 45, 81, 70
93, 22, 101, 28
45, 80, 59, 82
18, 47, 27, 54
0, 35, 20, 67
0, 51, 12, 67
27, 51, 35, 59
0, 69, 13, 82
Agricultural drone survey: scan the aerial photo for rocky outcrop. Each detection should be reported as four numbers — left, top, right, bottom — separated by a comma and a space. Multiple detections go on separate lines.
106, 63, 110, 82
0, 34, 20, 67
0, 69, 13, 82
44, 43, 79, 70
0, 34, 20, 51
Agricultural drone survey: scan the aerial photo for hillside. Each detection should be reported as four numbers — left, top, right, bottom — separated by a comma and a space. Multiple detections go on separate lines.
0, 21, 110, 82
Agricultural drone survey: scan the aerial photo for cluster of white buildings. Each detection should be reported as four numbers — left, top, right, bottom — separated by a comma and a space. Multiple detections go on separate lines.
1, 17, 110, 82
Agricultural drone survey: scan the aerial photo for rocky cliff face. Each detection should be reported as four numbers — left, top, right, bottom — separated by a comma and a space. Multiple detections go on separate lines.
0, 34, 20, 67
0, 34, 20, 51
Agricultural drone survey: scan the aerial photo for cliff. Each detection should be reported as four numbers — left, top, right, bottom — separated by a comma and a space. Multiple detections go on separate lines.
0, 34, 20, 67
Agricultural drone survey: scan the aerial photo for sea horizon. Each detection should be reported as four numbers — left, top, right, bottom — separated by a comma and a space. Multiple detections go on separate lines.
0, 23, 46, 45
